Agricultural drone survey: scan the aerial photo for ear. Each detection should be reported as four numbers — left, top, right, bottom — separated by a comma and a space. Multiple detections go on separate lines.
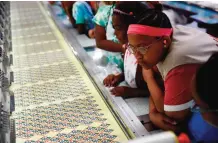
162, 36, 171, 49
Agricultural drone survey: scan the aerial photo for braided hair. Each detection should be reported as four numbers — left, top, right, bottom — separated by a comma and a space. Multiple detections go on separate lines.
113, 2, 161, 27
136, 9, 172, 29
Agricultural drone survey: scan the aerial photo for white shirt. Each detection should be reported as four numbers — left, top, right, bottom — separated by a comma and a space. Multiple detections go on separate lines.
157, 25, 218, 80
124, 49, 138, 88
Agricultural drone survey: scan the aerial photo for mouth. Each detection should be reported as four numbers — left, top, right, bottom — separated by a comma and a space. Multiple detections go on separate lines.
137, 61, 150, 69
136, 59, 143, 65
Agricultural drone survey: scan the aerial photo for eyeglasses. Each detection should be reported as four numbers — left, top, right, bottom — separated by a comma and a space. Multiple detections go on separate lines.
127, 37, 162, 55
190, 104, 218, 113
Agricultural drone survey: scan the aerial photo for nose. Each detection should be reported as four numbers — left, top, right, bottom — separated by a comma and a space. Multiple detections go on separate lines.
133, 53, 141, 63
135, 51, 142, 59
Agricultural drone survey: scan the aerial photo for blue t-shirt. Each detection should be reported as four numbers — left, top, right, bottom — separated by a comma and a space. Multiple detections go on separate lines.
188, 112, 218, 142
72, 1, 94, 31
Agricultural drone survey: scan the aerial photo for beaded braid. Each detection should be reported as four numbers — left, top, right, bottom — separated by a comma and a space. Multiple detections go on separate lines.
113, 9, 135, 17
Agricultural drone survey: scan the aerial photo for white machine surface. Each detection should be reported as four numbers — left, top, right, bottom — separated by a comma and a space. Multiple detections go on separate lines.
10, 2, 132, 143
4, 1, 189, 143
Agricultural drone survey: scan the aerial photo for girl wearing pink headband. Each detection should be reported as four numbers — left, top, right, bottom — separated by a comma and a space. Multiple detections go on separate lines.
127, 9, 218, 140
103, 2, 164, 99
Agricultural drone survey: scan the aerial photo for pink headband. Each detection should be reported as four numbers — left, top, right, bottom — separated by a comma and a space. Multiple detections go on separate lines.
127, 24, 173, 37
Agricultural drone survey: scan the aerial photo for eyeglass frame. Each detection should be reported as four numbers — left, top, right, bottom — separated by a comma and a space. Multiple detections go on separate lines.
127, 37, 163, 55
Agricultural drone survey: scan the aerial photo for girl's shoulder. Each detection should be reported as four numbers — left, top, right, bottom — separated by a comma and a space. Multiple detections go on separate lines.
92, 5, 114, 27
97, 5, 113, 13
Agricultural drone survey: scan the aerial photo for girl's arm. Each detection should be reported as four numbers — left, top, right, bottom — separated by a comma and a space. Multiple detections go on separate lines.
77, 24, 86, 34
149, 97, 180, 132
61, 2, 76, 27
146, 65, 197, 123
95, 25, 124, 53
103, 73, 125, 87
124, 88, 149, 98
110, 86, 150, 97
143, 69, 164, 113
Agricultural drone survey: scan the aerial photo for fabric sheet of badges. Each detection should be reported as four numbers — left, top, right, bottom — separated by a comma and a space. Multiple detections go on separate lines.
10, 2, 129, 143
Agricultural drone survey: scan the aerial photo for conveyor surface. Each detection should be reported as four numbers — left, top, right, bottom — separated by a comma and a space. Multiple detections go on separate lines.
10, 2, 129, 143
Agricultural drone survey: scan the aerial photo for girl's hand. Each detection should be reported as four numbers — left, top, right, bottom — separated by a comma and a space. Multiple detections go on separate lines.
110, 86, 131, 97
88, 29, 95, 39
149, 111, 179, 132
103, 74, 123, 87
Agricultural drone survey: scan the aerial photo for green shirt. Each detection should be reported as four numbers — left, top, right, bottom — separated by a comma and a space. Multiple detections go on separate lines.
92, 5, 119, 43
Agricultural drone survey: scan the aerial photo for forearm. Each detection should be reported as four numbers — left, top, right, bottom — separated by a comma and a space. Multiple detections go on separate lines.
149, 112, 179, 132
96, 40, 123, 53
77, 24, 86, 34
127, 88, 150, 97
94, 25, 124, 53
149, 97, 167, 130
149, 97, 179, 132
146, 77, 164, 113
65, 9, 75, 26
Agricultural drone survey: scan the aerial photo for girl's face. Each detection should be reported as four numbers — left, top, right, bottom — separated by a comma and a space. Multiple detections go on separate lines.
112, 14, 128, 44
127, 34, 165, 69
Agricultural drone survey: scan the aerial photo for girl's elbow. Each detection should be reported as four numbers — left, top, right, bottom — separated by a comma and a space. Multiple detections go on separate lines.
156, 107, 164, 113
95, 39, 104, 49
96, 40, 101, 48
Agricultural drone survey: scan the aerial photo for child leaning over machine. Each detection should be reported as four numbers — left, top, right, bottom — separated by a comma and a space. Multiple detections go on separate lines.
72, 1, 95, 38
103, 2, 164, 98
188, 52, 218, 142
126, 8, 218, 132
